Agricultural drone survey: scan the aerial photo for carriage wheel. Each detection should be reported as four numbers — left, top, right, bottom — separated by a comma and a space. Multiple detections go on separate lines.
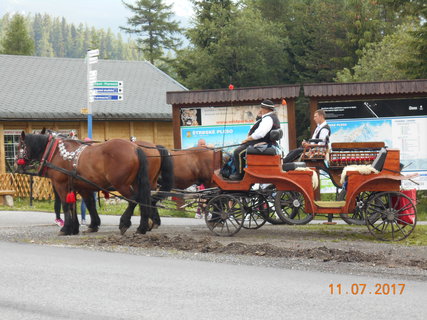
338, 190, 376, 225
261, 189, 287, 225
365, 191, 417, 241
204, 194, 244, 236
241, 194, 268, 230
274, 191, 313, 225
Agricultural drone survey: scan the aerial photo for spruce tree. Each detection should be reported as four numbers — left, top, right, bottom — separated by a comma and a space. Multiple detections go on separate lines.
1, 14, 34, 55
120, 0, 182, 64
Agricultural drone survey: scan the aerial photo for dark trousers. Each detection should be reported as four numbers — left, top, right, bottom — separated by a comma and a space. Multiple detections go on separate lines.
282, 147, 304, 163
233, 142, 258, 175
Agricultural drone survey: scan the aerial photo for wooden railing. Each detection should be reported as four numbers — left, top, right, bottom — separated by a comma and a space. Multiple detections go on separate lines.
0, 173, 54, 200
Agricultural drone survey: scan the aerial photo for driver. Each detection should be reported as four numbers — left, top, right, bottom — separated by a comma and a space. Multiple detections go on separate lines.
229, 99, 280, 180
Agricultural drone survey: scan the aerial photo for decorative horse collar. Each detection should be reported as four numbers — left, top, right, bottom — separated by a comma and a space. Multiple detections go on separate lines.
38, 135, 88, 177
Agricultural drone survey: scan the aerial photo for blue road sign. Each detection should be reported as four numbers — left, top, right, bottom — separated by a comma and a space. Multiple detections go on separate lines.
93, 87, 123, 94
94, 95, 123, 101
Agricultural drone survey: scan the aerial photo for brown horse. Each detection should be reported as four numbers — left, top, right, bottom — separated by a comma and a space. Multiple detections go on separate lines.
167, 147, 219, 189
16, 132, 152, 235
131, 140, 174, 226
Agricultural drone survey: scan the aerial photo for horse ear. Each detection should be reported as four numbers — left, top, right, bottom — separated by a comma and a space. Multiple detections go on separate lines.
40, 127, 46, 134
20, 131, 26, 140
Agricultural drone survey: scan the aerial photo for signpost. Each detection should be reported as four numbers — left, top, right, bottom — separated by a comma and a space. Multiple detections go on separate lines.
85, 49, 124, 139
86, 49, 99, 138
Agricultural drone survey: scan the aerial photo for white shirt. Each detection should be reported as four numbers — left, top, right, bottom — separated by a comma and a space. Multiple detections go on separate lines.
311, 121, 329, 145
250, 112, 274, 140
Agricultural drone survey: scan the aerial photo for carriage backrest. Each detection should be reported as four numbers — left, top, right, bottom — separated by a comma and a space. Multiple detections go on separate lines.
270, 128, 283, 141
371, 147, 388, 172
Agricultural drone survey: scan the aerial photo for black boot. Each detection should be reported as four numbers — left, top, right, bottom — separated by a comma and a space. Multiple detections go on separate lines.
229, 173, 243, 181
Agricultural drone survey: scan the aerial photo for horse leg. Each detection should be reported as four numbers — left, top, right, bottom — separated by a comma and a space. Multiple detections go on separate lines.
119, 200, 137, 235
59, 201, 73, 236
83, 193, 101, 233
71, 202, 80, 235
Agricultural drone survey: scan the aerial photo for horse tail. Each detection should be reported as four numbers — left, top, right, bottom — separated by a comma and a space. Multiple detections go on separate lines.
135, 148, 151, 208
156, 145, 174, 191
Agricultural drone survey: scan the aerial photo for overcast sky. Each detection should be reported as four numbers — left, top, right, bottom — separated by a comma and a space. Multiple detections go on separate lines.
0, 0, 194, 35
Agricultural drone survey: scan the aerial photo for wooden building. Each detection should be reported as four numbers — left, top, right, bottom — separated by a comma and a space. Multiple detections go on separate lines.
167, 85, 300, 151
0, 54, 186, 174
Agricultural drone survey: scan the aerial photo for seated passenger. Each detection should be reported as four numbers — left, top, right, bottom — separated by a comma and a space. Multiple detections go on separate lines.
282, 109, 330, 163
229, 99, 281, 181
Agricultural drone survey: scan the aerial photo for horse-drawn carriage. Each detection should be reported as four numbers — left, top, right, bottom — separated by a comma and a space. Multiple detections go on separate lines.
16, 130, 418, 241
197, 141, 418, 241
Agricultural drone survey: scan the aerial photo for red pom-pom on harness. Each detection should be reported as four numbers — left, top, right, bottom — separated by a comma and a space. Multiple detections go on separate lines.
102, 191, 110, 199
66, 192, 76, 203
17, 159, 26, 165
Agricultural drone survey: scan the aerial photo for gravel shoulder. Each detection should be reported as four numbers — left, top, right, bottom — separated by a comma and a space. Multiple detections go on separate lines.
1, 213, 426, 281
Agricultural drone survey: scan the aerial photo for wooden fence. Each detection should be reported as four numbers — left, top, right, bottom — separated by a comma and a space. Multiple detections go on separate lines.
0, 173, 54, 200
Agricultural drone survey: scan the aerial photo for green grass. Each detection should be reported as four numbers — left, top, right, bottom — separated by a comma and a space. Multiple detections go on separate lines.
0, 197, 196, 218
294, 224, 427, 246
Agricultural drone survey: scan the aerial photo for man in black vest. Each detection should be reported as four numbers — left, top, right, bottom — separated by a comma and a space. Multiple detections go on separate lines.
229, 99, 281, 180
282, 109, 331, 163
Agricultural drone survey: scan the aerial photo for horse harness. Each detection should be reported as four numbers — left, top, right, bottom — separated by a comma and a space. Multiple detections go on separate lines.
38, 135, 88, 178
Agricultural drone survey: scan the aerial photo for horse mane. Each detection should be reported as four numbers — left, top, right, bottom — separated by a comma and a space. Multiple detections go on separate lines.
25, 133, 49, 160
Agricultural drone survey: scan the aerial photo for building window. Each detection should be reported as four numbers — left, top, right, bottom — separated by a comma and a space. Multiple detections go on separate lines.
4, 130, 21, 172
3, 129, 78, 172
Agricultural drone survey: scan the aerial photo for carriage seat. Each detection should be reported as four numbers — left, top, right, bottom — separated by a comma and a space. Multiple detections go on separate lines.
282, 162, 306, 171
340, 147, 388, 184
247, 144, 279, 155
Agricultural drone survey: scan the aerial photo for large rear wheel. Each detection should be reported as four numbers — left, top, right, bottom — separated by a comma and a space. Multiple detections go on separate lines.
365, 191, 417, 241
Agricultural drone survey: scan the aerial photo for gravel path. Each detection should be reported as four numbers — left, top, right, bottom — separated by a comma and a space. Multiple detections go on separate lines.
1, 211, 426, 281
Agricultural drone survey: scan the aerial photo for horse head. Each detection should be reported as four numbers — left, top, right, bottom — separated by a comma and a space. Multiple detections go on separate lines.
15, 131, 49, 173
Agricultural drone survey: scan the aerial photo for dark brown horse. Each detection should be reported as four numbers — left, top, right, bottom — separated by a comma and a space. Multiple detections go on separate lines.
135, 142, 218, 189
16, 132, 152, 235
131, 140, 174, 226
168, 147, 220, 189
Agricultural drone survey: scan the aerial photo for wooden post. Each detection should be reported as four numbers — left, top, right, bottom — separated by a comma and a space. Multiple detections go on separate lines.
172, 105, 181, 149
286, 99, 297, 150
0, 123, 5, 174
153, 122, 157, 144
104, 121, 109, 141
129, 121, 135, 139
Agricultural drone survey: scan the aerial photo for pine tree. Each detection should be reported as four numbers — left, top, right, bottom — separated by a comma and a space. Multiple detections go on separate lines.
1, 14, 34, 55
120, 0, 182, 64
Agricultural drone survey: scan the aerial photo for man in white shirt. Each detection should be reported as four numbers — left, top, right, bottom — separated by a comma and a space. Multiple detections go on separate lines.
283, 109, 331, 163
229, 100, 280, 180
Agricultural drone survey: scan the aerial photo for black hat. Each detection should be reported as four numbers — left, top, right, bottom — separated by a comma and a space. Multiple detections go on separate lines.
260, 99, 275, 109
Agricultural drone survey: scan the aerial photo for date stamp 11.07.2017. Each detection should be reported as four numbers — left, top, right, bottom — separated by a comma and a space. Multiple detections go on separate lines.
329, 283, 406, 295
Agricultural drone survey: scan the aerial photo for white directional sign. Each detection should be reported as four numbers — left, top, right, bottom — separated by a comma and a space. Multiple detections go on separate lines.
92, 81, 124, 101
87, 49, 99, 57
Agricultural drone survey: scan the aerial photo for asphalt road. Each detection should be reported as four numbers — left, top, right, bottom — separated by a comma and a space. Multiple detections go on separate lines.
1, 241, 426, 320
0, 211, 426, 319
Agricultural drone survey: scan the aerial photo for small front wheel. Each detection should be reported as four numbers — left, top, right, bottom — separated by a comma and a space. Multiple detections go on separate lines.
204, 194, 244, 236
274, 191, 313, 225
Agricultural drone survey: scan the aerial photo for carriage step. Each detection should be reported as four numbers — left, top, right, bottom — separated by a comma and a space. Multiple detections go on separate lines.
314, 201, 346, 208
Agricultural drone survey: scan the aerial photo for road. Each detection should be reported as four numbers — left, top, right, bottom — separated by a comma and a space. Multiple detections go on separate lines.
1, 243, 426, 319
0, 211, 426, 319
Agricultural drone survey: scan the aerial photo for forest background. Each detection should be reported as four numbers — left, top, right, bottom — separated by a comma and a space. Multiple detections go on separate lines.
0, 0, 426, 140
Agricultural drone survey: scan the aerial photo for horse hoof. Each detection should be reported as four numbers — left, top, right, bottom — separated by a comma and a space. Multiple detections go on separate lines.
120, 227, 129, 235
85, 227, 98, 233
152, 224, 160, 229
135, 228, 147, 235
148, 219, 154, 230
58, 231, 68, 236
